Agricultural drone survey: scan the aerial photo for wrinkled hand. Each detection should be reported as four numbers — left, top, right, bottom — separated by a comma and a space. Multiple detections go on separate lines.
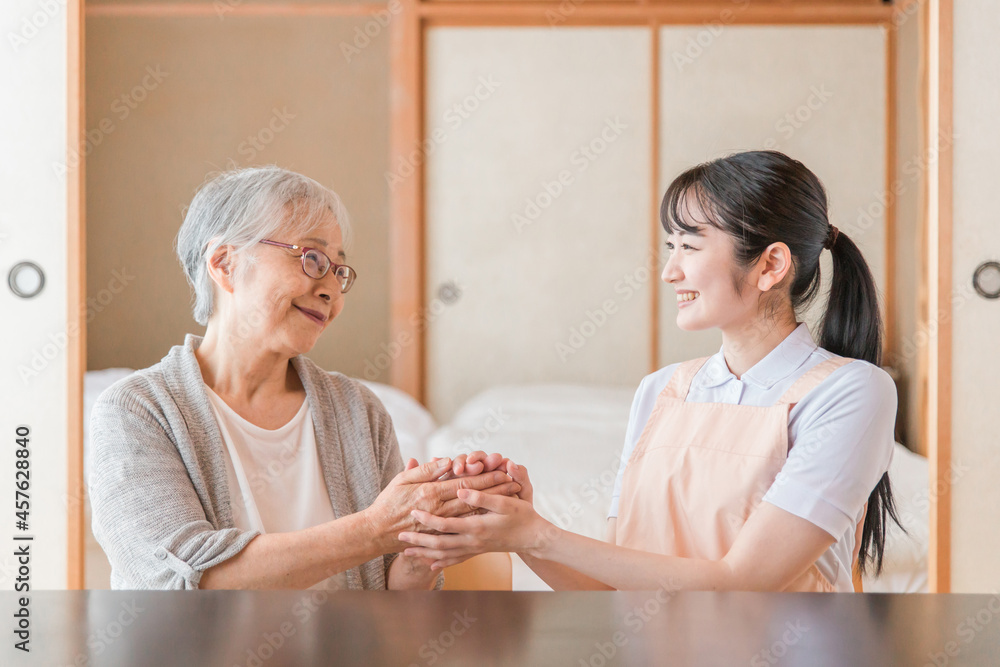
439, 452, 533, 506
436, 451, 513, 517
397, 464, 548, 570
364, 457, 521, 552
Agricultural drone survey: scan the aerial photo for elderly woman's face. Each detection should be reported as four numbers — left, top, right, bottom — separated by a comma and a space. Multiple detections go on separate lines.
230, 216, 347, 355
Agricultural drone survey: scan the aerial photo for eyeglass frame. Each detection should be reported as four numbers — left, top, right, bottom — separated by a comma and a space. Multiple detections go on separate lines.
258, 239, 357, 293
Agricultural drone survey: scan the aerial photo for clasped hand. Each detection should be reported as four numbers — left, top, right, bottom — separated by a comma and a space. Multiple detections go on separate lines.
397, 451, 547, 571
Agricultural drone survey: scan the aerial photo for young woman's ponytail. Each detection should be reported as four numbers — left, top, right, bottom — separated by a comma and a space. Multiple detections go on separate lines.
820, 227, 901, 576
661, 150, 902, 576
819, 226, 882, 366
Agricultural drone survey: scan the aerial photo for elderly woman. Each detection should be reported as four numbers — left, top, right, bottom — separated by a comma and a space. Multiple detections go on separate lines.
89, 166, 517, 590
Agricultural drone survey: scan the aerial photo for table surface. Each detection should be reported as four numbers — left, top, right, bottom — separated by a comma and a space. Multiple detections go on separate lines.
3, 590, 999, 666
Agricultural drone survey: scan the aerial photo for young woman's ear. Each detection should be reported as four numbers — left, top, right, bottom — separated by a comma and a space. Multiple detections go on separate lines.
206, 243, 237, 294
755, 242, 793, 292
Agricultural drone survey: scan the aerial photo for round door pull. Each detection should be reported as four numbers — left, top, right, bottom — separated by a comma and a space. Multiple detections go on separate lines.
8, 261, 46, 299
973, 260, 1000, 300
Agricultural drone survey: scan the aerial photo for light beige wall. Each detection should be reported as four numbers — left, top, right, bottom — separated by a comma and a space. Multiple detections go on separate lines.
85, 16, 391, 380
658, 26, 887, 368
950, 0, 1000, 593
424, 27, 653, 421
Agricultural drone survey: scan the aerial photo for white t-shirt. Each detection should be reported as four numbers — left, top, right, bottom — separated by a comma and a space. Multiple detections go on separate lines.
608, 323, 897, 592
204, 384, 348, 590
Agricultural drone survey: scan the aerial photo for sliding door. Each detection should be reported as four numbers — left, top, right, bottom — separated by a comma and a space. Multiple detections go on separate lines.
425, 27, 652, 420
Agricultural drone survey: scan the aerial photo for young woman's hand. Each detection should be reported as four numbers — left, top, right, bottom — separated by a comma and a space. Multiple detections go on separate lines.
397, 484, 553, 570
363, 458, 521, 552
505, 460, 533, 506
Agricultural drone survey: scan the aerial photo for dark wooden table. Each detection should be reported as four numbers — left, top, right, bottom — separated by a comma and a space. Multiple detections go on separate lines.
3, 590, 999, 666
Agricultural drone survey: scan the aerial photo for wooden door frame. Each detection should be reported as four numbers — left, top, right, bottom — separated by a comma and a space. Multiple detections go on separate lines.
68, 0, 85, 590
924, 0, 952, 594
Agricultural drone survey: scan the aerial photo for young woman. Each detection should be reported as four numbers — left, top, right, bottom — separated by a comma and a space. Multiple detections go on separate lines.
400, 150, 901, 592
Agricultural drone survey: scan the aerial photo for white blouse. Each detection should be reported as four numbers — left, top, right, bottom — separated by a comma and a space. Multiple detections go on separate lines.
204, 384, 347, 590
608, 323, 897, 591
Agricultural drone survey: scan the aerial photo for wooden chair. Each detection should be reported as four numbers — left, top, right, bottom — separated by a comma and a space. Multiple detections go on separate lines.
442, 553, 513, 590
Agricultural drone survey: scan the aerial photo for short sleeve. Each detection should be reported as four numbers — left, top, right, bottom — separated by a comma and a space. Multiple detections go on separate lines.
762, 361, 897, 539
608, 367, 677, 519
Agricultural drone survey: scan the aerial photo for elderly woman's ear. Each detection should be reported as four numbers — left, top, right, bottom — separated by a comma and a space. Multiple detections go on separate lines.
206, 242, 237, 295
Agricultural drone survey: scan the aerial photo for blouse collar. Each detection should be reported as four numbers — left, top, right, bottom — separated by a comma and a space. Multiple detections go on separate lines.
696, 322, 818, 391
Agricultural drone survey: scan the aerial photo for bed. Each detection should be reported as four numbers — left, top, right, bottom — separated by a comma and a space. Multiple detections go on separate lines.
83, 370, 928, 592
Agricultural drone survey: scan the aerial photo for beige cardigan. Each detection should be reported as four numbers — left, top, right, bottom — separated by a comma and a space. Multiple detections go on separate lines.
89, 333, 406, 590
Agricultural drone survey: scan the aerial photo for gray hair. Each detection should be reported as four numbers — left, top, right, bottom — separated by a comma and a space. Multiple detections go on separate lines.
176, 166, 352, 326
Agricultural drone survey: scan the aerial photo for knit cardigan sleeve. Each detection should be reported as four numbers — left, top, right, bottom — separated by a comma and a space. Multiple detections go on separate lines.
88, 378, 259, 590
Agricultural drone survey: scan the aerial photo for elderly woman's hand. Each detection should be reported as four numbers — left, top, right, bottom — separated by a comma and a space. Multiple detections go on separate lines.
398, 463, 546, 570
363, 457, 521, 553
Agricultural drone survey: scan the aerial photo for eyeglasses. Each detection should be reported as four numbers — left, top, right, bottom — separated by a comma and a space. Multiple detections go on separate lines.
258, 239, 357, 293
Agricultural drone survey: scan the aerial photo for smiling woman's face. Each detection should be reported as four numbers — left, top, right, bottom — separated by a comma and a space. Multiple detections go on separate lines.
661, 207, 754, 333
228, 212, 347, 357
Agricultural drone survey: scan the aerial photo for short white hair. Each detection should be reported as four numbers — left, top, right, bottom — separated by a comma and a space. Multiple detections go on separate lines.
176, 166, 352, 326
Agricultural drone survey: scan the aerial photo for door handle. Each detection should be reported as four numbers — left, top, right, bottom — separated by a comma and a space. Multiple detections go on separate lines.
7, 261, 45, 299
973, 260, 1000, 300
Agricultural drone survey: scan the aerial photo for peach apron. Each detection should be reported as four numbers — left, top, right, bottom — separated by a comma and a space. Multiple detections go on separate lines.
616, 355, 857, 592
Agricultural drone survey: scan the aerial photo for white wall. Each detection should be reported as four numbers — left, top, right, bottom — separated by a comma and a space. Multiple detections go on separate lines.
0, 0, 71, 588
950, 0, 1000, 593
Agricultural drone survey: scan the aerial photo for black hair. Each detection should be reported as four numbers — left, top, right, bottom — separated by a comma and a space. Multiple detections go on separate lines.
661, 150, 901, 577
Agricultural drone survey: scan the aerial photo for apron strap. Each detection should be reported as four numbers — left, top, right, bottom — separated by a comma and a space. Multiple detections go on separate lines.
661, 357, 713, 400
776, 356, 853, 406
